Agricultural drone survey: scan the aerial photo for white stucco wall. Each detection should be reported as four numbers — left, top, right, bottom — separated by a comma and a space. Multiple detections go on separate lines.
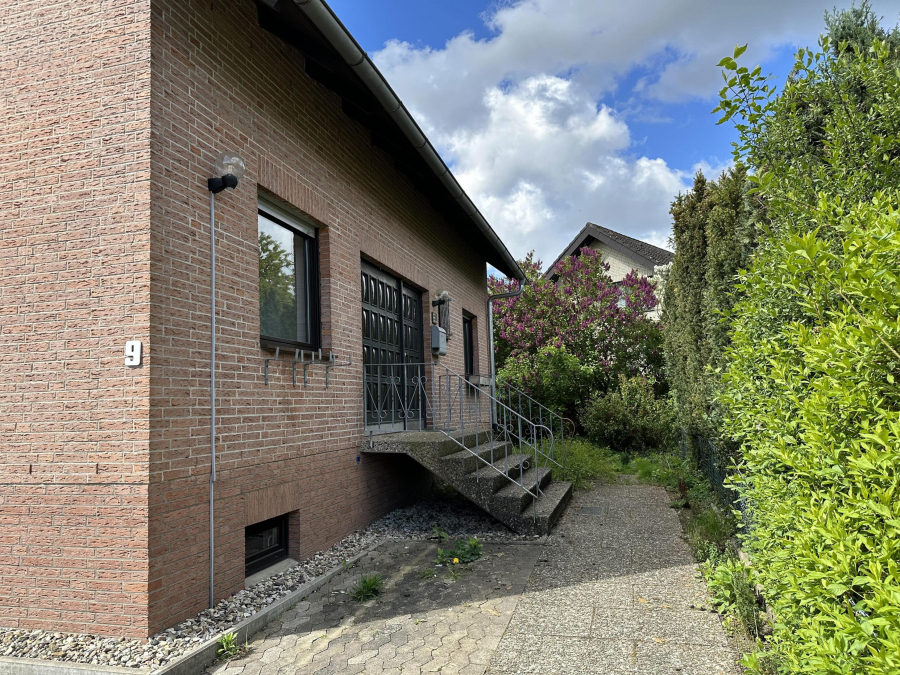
588, 240, 654, 282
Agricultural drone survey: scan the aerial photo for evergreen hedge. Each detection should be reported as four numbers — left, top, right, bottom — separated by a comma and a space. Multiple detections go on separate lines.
715, 5, 900, 671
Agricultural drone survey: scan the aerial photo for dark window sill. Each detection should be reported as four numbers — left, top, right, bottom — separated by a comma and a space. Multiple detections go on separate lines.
260, 336, 322, 353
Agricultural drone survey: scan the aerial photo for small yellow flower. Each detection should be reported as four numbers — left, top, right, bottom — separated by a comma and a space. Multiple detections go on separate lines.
453, 558, 459, 564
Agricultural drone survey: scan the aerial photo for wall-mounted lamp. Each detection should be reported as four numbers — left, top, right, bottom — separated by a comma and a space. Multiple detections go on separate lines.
207, 152, 246, 194
206, 151, 245, 609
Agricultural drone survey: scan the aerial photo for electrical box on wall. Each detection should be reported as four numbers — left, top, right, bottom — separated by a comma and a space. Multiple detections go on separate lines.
431, 326, 447, 356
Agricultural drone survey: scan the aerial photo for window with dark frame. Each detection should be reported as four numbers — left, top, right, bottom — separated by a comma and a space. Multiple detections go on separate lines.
462, 313, 475, 376
257, 198, 320, 350
244, 514, 289, 577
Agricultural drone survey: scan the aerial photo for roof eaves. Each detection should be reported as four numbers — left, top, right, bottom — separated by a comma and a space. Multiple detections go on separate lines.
288, 0, 524, 281
544, 223, 671, 280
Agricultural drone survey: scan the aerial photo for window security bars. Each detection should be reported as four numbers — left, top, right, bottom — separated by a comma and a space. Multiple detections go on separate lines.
364, 362, 561, 521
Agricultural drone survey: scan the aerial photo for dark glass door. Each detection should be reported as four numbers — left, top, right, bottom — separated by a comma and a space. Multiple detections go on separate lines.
361, 261, 423, 430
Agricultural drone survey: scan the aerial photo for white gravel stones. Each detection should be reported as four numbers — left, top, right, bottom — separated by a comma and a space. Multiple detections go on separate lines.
0, 492, 527, 670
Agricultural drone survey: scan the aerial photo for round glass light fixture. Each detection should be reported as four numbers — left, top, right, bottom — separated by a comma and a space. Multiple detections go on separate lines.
208, 152, 246, 194
215, 152, 246, 180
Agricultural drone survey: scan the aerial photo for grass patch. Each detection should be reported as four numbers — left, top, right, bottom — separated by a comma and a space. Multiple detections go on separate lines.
349, 573, 384, 602
534, 437, 622, 490
445, 566, 466, 582
702, 546, 768, 640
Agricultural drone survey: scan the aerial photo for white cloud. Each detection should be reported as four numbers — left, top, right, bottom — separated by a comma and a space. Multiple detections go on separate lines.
372, 0, 900, 264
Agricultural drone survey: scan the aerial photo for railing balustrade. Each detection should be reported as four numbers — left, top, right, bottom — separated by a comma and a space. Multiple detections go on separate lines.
363, 362, 557, 521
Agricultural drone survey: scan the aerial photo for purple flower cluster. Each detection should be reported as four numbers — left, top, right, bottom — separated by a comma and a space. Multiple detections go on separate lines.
489, 248, 662, 385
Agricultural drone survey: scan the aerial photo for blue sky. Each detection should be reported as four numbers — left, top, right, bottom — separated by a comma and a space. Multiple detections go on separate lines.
328, 0, 900, 265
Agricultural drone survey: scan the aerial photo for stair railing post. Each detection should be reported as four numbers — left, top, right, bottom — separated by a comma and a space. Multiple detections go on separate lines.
459, 375, 464, 446
376, 363, 382, 432
446, 368, 451, 431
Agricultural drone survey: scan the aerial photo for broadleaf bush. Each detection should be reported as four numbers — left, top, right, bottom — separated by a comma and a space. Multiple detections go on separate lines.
490, 248, 664, 418
580, 375, 675, 454
714, 10, 900, 672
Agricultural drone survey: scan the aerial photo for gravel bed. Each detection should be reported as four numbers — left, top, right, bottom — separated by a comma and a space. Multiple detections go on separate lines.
0, 493, 529, 671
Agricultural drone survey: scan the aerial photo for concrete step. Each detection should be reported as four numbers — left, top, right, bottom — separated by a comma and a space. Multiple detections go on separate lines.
465, 454, 532, 499
359, 430, 572, 536
532, 480, 573, 527
492, 466, 552, 514
440, 442, 512, 478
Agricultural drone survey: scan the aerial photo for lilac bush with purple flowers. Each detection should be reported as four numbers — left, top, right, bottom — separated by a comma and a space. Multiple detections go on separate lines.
490, 248, 664, 418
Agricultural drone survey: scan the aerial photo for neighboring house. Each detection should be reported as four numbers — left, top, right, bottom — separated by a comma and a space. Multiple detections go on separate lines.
546, 222, 674, 283
0, 0, 525, 639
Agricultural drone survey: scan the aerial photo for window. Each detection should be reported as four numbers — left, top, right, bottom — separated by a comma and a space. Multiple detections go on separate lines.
245, 514, 289, 576
258, 197, 320, 349
462, 313, 475, 376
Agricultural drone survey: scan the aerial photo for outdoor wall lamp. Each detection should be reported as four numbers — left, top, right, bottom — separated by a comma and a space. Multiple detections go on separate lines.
207, 152, 246, 193
206, 151, 245, 609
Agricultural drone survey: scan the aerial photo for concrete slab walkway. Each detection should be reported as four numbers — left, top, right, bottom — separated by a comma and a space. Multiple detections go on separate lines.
208, 483, 740, 675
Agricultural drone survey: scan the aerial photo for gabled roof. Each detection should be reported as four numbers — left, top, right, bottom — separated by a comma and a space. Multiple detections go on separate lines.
545, 222, 674, 279
252, 0, 524, 281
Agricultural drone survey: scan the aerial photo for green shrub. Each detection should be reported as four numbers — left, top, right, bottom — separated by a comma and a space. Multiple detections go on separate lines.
534, 437, 622, 490
714, 18, 900, 672
497, 345, 592, 419
580, 375, 675, 454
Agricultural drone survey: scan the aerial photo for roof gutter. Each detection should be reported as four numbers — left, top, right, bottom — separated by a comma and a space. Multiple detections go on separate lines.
486, 277, 528, 424
292, 0, 525, 282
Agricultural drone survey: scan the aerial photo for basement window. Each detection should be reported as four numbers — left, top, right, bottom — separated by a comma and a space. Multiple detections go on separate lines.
245, 514, 289, 577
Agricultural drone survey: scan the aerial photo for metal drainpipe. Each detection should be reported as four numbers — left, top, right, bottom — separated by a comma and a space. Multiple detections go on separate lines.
208, 191, 217, 610
486, 277, 528, 426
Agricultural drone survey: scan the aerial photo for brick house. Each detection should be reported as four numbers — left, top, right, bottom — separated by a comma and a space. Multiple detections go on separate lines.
0, 0, 526, 638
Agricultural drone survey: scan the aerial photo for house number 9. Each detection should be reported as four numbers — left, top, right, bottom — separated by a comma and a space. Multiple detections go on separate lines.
124, 340, 142, 366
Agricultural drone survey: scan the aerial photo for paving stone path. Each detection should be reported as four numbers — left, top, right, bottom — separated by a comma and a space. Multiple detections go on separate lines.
209, 483, 740, 675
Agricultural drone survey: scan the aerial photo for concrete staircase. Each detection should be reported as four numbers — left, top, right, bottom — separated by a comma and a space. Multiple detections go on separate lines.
363, 431, 573, 536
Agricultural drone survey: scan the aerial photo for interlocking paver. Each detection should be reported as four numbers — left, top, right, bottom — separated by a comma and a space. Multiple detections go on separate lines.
208, 483, 738, 675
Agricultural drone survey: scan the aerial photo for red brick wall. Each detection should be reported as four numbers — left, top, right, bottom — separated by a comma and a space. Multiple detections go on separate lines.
146, 0, 492, 636
0, 0, 153, 636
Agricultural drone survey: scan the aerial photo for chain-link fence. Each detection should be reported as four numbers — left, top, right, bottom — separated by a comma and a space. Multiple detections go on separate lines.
679, 431, 747, 522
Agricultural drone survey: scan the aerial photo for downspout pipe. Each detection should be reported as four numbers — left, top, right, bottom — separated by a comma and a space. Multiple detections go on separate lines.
486, 277, 529, 425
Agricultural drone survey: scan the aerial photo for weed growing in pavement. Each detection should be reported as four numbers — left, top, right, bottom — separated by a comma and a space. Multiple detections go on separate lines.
216, 632, 249, 660
446, 566, 465, 582
349, 573, 384, 602
418, 567, 437, 580
435, 537, 483, 565
702, 546, 767, 639
685, 507, 733, 560
430, 524, 450, 542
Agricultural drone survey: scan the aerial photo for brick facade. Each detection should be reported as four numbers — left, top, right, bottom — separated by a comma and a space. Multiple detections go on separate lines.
0, 0, 153, 636
1, 0, 495, 637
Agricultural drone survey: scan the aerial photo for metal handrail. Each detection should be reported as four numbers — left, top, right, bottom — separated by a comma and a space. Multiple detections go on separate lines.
495, 378, 572, 469
363, 362, 555, 521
